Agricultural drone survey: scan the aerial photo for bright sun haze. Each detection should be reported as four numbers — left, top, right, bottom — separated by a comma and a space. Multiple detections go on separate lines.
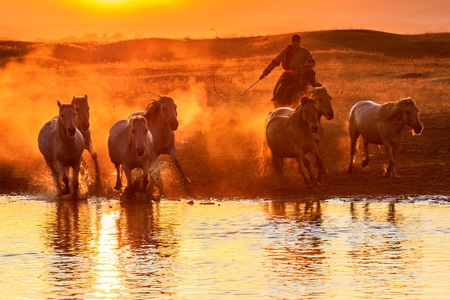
63, 0, 183, 14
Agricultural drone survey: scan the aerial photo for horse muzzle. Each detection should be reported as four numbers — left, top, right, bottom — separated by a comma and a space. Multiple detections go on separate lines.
136, 147, 145, 157
68, 127, 77, 136
325, 111, 334, 120
414, 125, 423, 134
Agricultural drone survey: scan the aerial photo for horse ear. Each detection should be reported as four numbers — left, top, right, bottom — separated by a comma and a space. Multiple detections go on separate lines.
57, 100, 62, 108
84, 94, 88, 100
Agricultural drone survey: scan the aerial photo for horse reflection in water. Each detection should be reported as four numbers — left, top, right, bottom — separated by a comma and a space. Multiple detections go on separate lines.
108, 115, 155, 196
131, 96, 190, 197
348, 98, 423, 177
263, 200, 324, 284
38, 101, 85, 198
264, 98, 324, 186
71, 95, 102, 194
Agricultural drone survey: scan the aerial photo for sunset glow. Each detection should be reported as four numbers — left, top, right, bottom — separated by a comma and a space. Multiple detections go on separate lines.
0, 0, 447, 41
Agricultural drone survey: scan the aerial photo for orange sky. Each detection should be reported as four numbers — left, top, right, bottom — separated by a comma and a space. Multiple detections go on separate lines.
1, 0, 449, 41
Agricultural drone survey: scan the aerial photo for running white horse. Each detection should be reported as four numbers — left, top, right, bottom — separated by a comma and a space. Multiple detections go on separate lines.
348, 98, 423, 177
38, 101, 85, 197
108, 115, 155, 194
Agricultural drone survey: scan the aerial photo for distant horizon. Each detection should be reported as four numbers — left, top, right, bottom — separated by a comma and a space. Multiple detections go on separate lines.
2, 27, 450, 43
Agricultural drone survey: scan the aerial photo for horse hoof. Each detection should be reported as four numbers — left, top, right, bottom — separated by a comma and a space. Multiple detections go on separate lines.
361, 160, 369, 168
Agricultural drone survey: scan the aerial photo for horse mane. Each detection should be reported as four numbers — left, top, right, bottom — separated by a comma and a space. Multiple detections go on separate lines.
378, 97, 415, 120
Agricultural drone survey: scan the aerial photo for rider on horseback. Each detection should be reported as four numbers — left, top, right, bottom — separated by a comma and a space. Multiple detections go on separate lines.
259, 34, 320, 101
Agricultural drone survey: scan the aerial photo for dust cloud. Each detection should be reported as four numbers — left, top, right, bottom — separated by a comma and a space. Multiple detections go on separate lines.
0, 44, 274, 197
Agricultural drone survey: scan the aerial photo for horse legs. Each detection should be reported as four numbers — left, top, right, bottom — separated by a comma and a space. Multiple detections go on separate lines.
361, 139, 370, 168
114, 163, 123, 190
72, 161, 81, 197
150, 158, 164, 198
56, 162, 70, 195
384, 142, 398, 177
89, 149, 102, 194
169, 147, 190, 184
46, 160, 63, 196
348, 130, 360, 173
123, 165, 134, 194
294, 149, 311, 187
271, 156, 284, 185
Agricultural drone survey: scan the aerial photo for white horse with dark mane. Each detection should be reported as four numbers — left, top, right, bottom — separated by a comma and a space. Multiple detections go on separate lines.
38, 101, 85, 197
108, 115, 155, 194
348, 98, 423, 177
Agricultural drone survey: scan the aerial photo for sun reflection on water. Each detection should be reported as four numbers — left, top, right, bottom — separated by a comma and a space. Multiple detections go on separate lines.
89, 210, 128, 298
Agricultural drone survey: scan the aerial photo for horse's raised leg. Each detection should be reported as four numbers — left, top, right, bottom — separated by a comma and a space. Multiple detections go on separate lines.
169, 147, 190, 184
361, 139, 370, 168
384, 142, 398, 177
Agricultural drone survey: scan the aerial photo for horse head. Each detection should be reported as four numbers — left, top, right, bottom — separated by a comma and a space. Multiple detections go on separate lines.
129, 115, 149, 157
300, 97, 320, 133
400, 98, 423, 134
311, 86, 334, 120
71, 95, 90, 131
160, 96, 179, 131
57, 101, 78, 137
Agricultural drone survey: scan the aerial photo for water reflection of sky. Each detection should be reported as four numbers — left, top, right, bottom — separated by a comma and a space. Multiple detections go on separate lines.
0, 196, 449, 299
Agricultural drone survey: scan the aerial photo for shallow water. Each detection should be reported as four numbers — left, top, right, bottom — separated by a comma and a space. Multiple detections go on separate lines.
1, 195, 449, 299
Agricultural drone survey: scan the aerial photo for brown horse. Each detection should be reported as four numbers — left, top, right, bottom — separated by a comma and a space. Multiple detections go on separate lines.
131, 96, 189, 196
71, 95, 101, 194
38, 101, 85, 197
348, 98, 423, 177
265, 98, 325, 186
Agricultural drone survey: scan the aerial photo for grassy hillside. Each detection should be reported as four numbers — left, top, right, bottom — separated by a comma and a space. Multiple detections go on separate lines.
1, 30, 449, 67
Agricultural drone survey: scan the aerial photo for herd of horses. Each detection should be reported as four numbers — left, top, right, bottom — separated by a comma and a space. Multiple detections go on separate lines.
37, 68, 424, 199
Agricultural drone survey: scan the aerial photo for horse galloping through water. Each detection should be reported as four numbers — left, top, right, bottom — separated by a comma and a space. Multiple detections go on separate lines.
38, 101, 85, 197
265, 98, 325, 186
348, 98, 423, 177
131, 96, 190, 196
71, 94, 101, 194
108, 115, 155, 194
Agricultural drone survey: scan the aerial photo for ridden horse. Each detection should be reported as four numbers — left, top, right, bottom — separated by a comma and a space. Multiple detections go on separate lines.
38, 101, 85, 197
265, 98, 325, 186
273, 65, 321, 109
131, 96, 190, 196
71, 95, 101, 193
108, 115, 155, 194
348, 98, 423, 177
